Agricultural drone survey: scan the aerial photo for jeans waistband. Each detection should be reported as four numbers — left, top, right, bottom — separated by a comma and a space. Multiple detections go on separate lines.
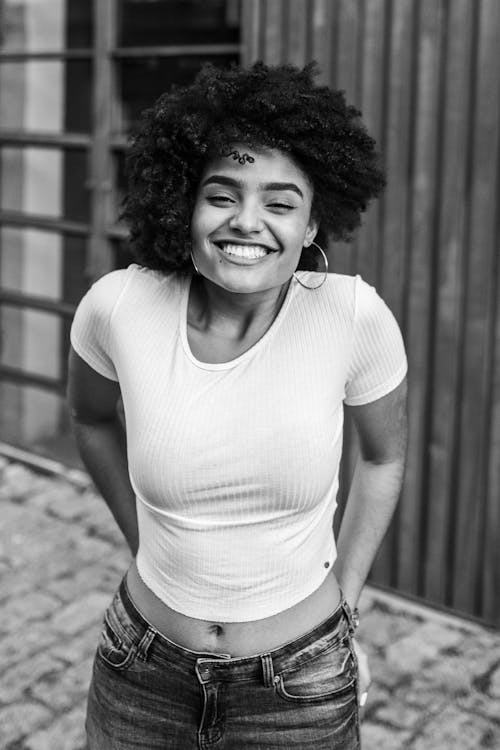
116, 576, 355, 681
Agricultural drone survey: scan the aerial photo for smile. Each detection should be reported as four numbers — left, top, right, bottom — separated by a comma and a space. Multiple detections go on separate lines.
216, 243, 276, 260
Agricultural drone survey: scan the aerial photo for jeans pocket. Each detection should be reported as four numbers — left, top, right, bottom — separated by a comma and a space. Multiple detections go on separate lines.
96, 610, 139, 671
275, 636, 356, 705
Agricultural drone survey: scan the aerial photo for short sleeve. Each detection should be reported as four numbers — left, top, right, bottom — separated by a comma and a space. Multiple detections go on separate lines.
70, 268, 131, 381
344, 276, 408, 406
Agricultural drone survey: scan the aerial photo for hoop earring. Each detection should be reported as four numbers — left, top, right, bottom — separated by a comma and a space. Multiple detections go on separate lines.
190, 251, 200, 275
293, 241, 329, 290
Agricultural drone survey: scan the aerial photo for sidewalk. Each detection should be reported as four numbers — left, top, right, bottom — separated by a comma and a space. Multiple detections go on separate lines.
1, 452, 499, 749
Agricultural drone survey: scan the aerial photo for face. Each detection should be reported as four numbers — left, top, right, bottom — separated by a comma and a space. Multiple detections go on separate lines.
190, 146, 318, 295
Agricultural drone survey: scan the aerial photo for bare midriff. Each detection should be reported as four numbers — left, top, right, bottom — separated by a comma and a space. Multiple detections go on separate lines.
126, 560, 341, 657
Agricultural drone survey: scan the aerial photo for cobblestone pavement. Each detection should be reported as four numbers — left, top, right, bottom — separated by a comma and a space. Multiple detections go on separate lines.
1, 453, 500, 749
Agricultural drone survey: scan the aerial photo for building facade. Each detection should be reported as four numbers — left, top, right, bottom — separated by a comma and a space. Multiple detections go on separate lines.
1, 0, 499, 626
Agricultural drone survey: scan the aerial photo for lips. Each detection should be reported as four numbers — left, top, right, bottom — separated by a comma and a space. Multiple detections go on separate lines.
215, 241, 278, 260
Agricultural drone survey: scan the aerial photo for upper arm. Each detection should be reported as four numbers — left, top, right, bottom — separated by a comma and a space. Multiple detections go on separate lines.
67, 345, 121, 423
345, 378, 408, 464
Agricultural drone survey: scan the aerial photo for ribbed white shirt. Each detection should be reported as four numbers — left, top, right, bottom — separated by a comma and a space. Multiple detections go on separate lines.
70, 264, 407, 621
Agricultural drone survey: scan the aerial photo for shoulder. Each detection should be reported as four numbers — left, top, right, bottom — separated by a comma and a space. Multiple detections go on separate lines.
293, 271, 357, 325
82, 264, 183, 314
294, 272, 396, 323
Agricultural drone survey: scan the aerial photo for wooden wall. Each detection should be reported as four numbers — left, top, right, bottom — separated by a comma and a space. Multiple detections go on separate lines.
241, 0, 500, 626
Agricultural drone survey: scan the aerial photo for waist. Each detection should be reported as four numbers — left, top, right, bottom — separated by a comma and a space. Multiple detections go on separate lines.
126, 560, 342, 657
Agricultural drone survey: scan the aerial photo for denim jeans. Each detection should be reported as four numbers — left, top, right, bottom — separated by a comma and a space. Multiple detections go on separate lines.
86, 577, 361, 749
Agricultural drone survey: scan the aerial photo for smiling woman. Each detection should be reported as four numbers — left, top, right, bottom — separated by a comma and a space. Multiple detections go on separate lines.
67, 62, 407, 749
190, 147, 318, 295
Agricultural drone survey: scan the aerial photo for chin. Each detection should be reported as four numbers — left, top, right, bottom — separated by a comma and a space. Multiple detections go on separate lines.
209, 268, 284, 295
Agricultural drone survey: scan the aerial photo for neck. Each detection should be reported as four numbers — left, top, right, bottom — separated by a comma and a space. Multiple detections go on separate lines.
189, 274, 291, 339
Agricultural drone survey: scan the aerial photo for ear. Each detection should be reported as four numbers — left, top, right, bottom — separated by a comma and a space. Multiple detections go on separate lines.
304, 217, 319, 248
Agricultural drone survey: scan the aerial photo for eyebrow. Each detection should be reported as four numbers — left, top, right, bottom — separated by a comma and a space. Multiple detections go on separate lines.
201, 175, 304, 199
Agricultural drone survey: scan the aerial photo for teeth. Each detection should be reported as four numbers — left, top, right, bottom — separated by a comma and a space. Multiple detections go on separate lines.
219, 243, 269, 259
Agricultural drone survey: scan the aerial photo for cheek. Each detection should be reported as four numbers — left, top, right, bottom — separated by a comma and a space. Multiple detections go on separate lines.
190, 206, 210, 245
191, 202, 225, 241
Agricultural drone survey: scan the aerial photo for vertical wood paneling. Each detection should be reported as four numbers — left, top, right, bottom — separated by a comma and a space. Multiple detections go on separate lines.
88, 0, 116, 280
354, 0, 386, 286
369, 0, 414, 586
310, 0, 334, 82
396, 0, 440, 595
241, 0, 262, 66
286, 0, 309, 66
263, 0, 286, 64
422, 0, 472, 605
483, 160, 500, 622
241, 0, 500, 626
451, 0, 500, 614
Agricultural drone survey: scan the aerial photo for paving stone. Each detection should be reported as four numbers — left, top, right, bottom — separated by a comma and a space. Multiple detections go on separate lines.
0, 591, 60, 632
0, 505, 72, 572
67, 534, 116, 564
24, 704, 87, 750
30, 656, 94, 711
27, 483, 85, 521
459, 632, 500, 677
0, 702, 52, 746
50, 630, 99, 664
385, 621, 463, 673
481, 724, 500, 748
455, 687, 500, 724
357, 608, 419, 650
1, 463, 49, 501
372, 697, 423, 729
360, 681, 391, 717
366, 650, 410, 689
2, 458, 500, 750
361, 721, 412, 750
62, 468, 92, 490
46, 564, 122, 603
411, 704, 497, 750
51, 591, 110, 636
399, 674, 454, 714
406, 650, 479, 703
0, 653, 66, 702
0, 621, 59, 670
490, 663, 500, 698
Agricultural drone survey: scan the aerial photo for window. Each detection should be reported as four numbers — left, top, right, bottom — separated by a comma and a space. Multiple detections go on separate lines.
0, 0, 240, 460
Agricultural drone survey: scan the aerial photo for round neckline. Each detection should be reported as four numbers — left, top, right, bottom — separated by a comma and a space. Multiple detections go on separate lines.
179, 274, 297, 371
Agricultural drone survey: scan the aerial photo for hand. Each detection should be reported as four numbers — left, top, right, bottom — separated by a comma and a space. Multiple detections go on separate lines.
352, 637, 371, 707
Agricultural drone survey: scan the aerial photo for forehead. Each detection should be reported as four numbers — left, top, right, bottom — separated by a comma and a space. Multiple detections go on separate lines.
200, 147, 312, 193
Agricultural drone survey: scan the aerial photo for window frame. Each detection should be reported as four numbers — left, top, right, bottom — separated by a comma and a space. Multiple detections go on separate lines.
0, 0, 242, 394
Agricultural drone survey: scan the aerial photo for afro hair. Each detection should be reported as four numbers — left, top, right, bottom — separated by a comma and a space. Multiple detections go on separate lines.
122, 61, 385, 273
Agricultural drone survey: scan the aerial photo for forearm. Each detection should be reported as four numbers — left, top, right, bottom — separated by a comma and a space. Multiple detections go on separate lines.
333, 455, 405, 609
72, 415, 138, 555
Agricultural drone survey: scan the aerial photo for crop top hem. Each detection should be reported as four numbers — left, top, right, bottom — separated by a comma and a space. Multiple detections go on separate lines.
134, 549, 337, 622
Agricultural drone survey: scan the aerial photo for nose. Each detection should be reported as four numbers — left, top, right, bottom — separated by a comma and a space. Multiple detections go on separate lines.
228, 200, 263, 234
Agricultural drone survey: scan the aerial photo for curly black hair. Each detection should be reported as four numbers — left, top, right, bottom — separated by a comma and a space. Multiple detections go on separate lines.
123, 61, 385, 273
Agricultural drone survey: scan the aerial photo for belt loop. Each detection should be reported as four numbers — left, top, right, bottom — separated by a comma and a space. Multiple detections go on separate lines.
261, 653, 275, 687
137, 626, 156, 661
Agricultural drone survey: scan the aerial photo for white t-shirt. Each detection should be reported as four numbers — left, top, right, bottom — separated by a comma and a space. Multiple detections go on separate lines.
70, 264, 407, 621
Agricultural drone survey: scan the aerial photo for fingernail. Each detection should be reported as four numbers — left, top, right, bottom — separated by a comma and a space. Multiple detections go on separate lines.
360, 692, 368, 706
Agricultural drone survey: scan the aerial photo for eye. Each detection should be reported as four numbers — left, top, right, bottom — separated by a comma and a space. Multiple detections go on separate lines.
267, 202, 294, 212
207, 194, 235, 205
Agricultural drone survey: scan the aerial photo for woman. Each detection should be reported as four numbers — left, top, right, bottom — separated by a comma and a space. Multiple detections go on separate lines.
68, 62, 407, 749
